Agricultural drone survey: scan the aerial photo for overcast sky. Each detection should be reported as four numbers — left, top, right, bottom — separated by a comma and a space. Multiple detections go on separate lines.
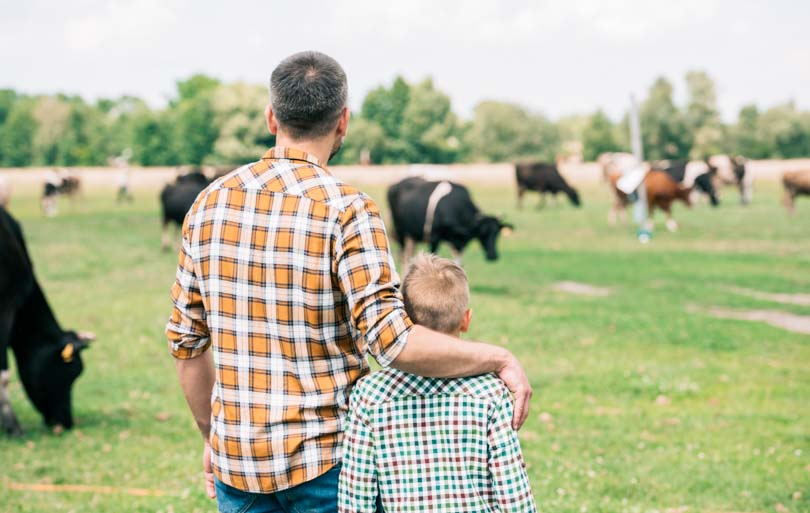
2, 0, 809, 121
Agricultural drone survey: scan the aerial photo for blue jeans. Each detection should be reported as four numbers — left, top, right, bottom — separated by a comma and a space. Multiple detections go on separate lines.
215, 464, 341, 513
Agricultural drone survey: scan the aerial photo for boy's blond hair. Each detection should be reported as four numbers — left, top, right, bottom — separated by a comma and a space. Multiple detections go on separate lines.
402, 253, 470, 334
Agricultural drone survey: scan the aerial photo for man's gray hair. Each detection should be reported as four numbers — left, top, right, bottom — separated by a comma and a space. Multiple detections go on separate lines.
269, 51, 348, 140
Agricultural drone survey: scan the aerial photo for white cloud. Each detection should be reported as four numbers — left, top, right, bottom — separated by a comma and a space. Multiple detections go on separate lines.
64, 0, 184, 51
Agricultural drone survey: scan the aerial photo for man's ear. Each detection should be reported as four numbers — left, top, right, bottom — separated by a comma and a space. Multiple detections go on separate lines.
265, 104, 279, 135
460, 309, 473, 333
336, 107, 350, 138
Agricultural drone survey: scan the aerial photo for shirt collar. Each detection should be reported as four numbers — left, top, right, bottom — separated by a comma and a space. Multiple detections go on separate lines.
261, 147, 325, 170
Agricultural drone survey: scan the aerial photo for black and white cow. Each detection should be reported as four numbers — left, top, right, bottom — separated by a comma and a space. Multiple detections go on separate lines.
515, 161, 581, 209
387, 177, 513, 264
159, 170, 212, 251
651, 160, 719, 207
1, 207, 93, 435
708, 155, 752, 205
41, 170, 82, 217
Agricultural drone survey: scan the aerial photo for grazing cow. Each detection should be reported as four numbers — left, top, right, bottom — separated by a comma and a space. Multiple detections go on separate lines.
0, 175, 10, 208
607, 169, 693, 232
708, 154, 752, 205
41, 170, 82, 217
782, 169, 810, 215
387, 177, 513, 264
652, 160, 719, 207
515, 161, 581, 209
159, 170, 212, 251
0, 207, 93, 435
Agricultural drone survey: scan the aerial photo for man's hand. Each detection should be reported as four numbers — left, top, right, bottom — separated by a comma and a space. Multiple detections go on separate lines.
496, 353, 532, 430
390, 325, 533, 430
203, 441, 216, 499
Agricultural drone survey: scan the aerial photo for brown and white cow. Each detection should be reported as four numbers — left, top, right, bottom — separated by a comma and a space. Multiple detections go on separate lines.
606, 167, 696, 232
782, 169, 810, 215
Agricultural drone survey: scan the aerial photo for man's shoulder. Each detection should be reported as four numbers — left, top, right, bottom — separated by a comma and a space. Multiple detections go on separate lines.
192, 158, 374, 214
352, 369, 509, 407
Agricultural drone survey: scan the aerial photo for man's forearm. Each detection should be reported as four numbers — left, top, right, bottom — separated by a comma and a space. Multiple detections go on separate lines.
390, 325, 510, 378
174, 350, 216, 440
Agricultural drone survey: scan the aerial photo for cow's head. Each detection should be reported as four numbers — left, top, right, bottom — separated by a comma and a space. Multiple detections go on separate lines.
567, 188, 582, 207
36, 331, 93, 430
474, 215, 513, 262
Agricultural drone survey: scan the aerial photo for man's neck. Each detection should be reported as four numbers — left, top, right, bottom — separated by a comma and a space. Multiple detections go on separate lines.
275, 135, 333, 166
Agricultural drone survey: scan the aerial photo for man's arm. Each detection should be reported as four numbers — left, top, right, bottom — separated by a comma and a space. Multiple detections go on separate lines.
166, 225, 216, 497
334, 195, 532, 429
338, 394, 378, 513
388, 325, 531, 430
487, 387, 538, 513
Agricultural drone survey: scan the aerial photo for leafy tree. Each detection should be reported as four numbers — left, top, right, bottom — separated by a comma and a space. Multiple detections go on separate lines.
0, 100, 36, 166
685, 71, 723, 159
640, 77, 691, 160
210, 83, 273, 164
466, 101, 559, 162
582, 110, 624, 161
332, 116, 386, 165
0, 89, 17, 126
32, 95, 72, 165
132, 111, 179, 166
175, 74, 220, 104
400, 79, 461, 163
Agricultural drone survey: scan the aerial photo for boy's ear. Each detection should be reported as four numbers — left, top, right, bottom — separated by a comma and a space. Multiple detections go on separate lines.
460, 309, 473, 333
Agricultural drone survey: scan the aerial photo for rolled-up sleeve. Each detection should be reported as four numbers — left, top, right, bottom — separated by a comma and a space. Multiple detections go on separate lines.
334, 195, 412, 367
166, 230, 210, 359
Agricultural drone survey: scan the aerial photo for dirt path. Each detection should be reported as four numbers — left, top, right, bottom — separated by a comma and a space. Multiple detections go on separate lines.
551, 281, 612, 297
727, 286, 810, 306
696, 305, 810, 335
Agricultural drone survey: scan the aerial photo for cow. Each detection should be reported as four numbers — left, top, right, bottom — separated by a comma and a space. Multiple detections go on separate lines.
41, 170, 82, 217
651, 160, 719, 207
1, 207, 93, 435
0, 175, 10, 208
782, 169, 810, 215
159, 169, 212, 251
708, 154, 752, 205
606, 168, 694, 233
515, 161, 581, 209
387, 177, 513, 264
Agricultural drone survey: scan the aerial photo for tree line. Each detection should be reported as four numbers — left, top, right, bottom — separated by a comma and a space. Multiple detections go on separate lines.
1, 71, 809, 168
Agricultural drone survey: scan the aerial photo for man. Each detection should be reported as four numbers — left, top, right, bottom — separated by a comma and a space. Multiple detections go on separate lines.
167, 51, 532, 513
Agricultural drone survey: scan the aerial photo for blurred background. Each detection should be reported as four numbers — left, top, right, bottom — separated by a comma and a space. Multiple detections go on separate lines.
0, 2, 808, 513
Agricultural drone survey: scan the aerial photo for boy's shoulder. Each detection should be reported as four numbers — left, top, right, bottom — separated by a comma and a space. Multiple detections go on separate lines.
351, 368, 510, 407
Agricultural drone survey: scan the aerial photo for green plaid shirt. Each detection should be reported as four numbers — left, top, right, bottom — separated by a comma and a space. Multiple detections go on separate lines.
338, 368, 536, 512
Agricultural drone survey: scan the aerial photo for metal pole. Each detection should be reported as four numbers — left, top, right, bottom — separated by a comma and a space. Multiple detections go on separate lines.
629, 94, 651, 243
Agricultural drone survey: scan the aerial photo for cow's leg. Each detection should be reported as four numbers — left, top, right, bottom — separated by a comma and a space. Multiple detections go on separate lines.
403, 237, 416, 266
537, 192, 546, 210
517, 186, 526, 210
450, 247, 463, 265
662, 203, 678, 232
783, 188, 796, 215
161, 220, 171, 252
0, 312, 23, 436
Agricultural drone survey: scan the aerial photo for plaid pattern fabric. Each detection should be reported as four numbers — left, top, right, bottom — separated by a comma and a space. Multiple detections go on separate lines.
339, 369, 537, 512
166, 147, 413, 493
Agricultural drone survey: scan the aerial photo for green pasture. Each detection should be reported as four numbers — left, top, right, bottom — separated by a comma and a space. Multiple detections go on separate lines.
0, 179, 808, 513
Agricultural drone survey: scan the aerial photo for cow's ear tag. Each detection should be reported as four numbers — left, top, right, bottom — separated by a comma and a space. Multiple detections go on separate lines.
502, 227, 513, 237
61, 344, 75, 363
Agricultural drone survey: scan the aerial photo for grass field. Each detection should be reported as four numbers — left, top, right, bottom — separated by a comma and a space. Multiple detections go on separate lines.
0, 179, 808, 513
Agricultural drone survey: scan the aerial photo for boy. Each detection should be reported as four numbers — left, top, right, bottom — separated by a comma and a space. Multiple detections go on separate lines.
339, 253, 537, 512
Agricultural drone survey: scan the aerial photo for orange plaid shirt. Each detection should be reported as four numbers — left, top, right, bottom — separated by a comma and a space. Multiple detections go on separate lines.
166, 147, 413, 493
